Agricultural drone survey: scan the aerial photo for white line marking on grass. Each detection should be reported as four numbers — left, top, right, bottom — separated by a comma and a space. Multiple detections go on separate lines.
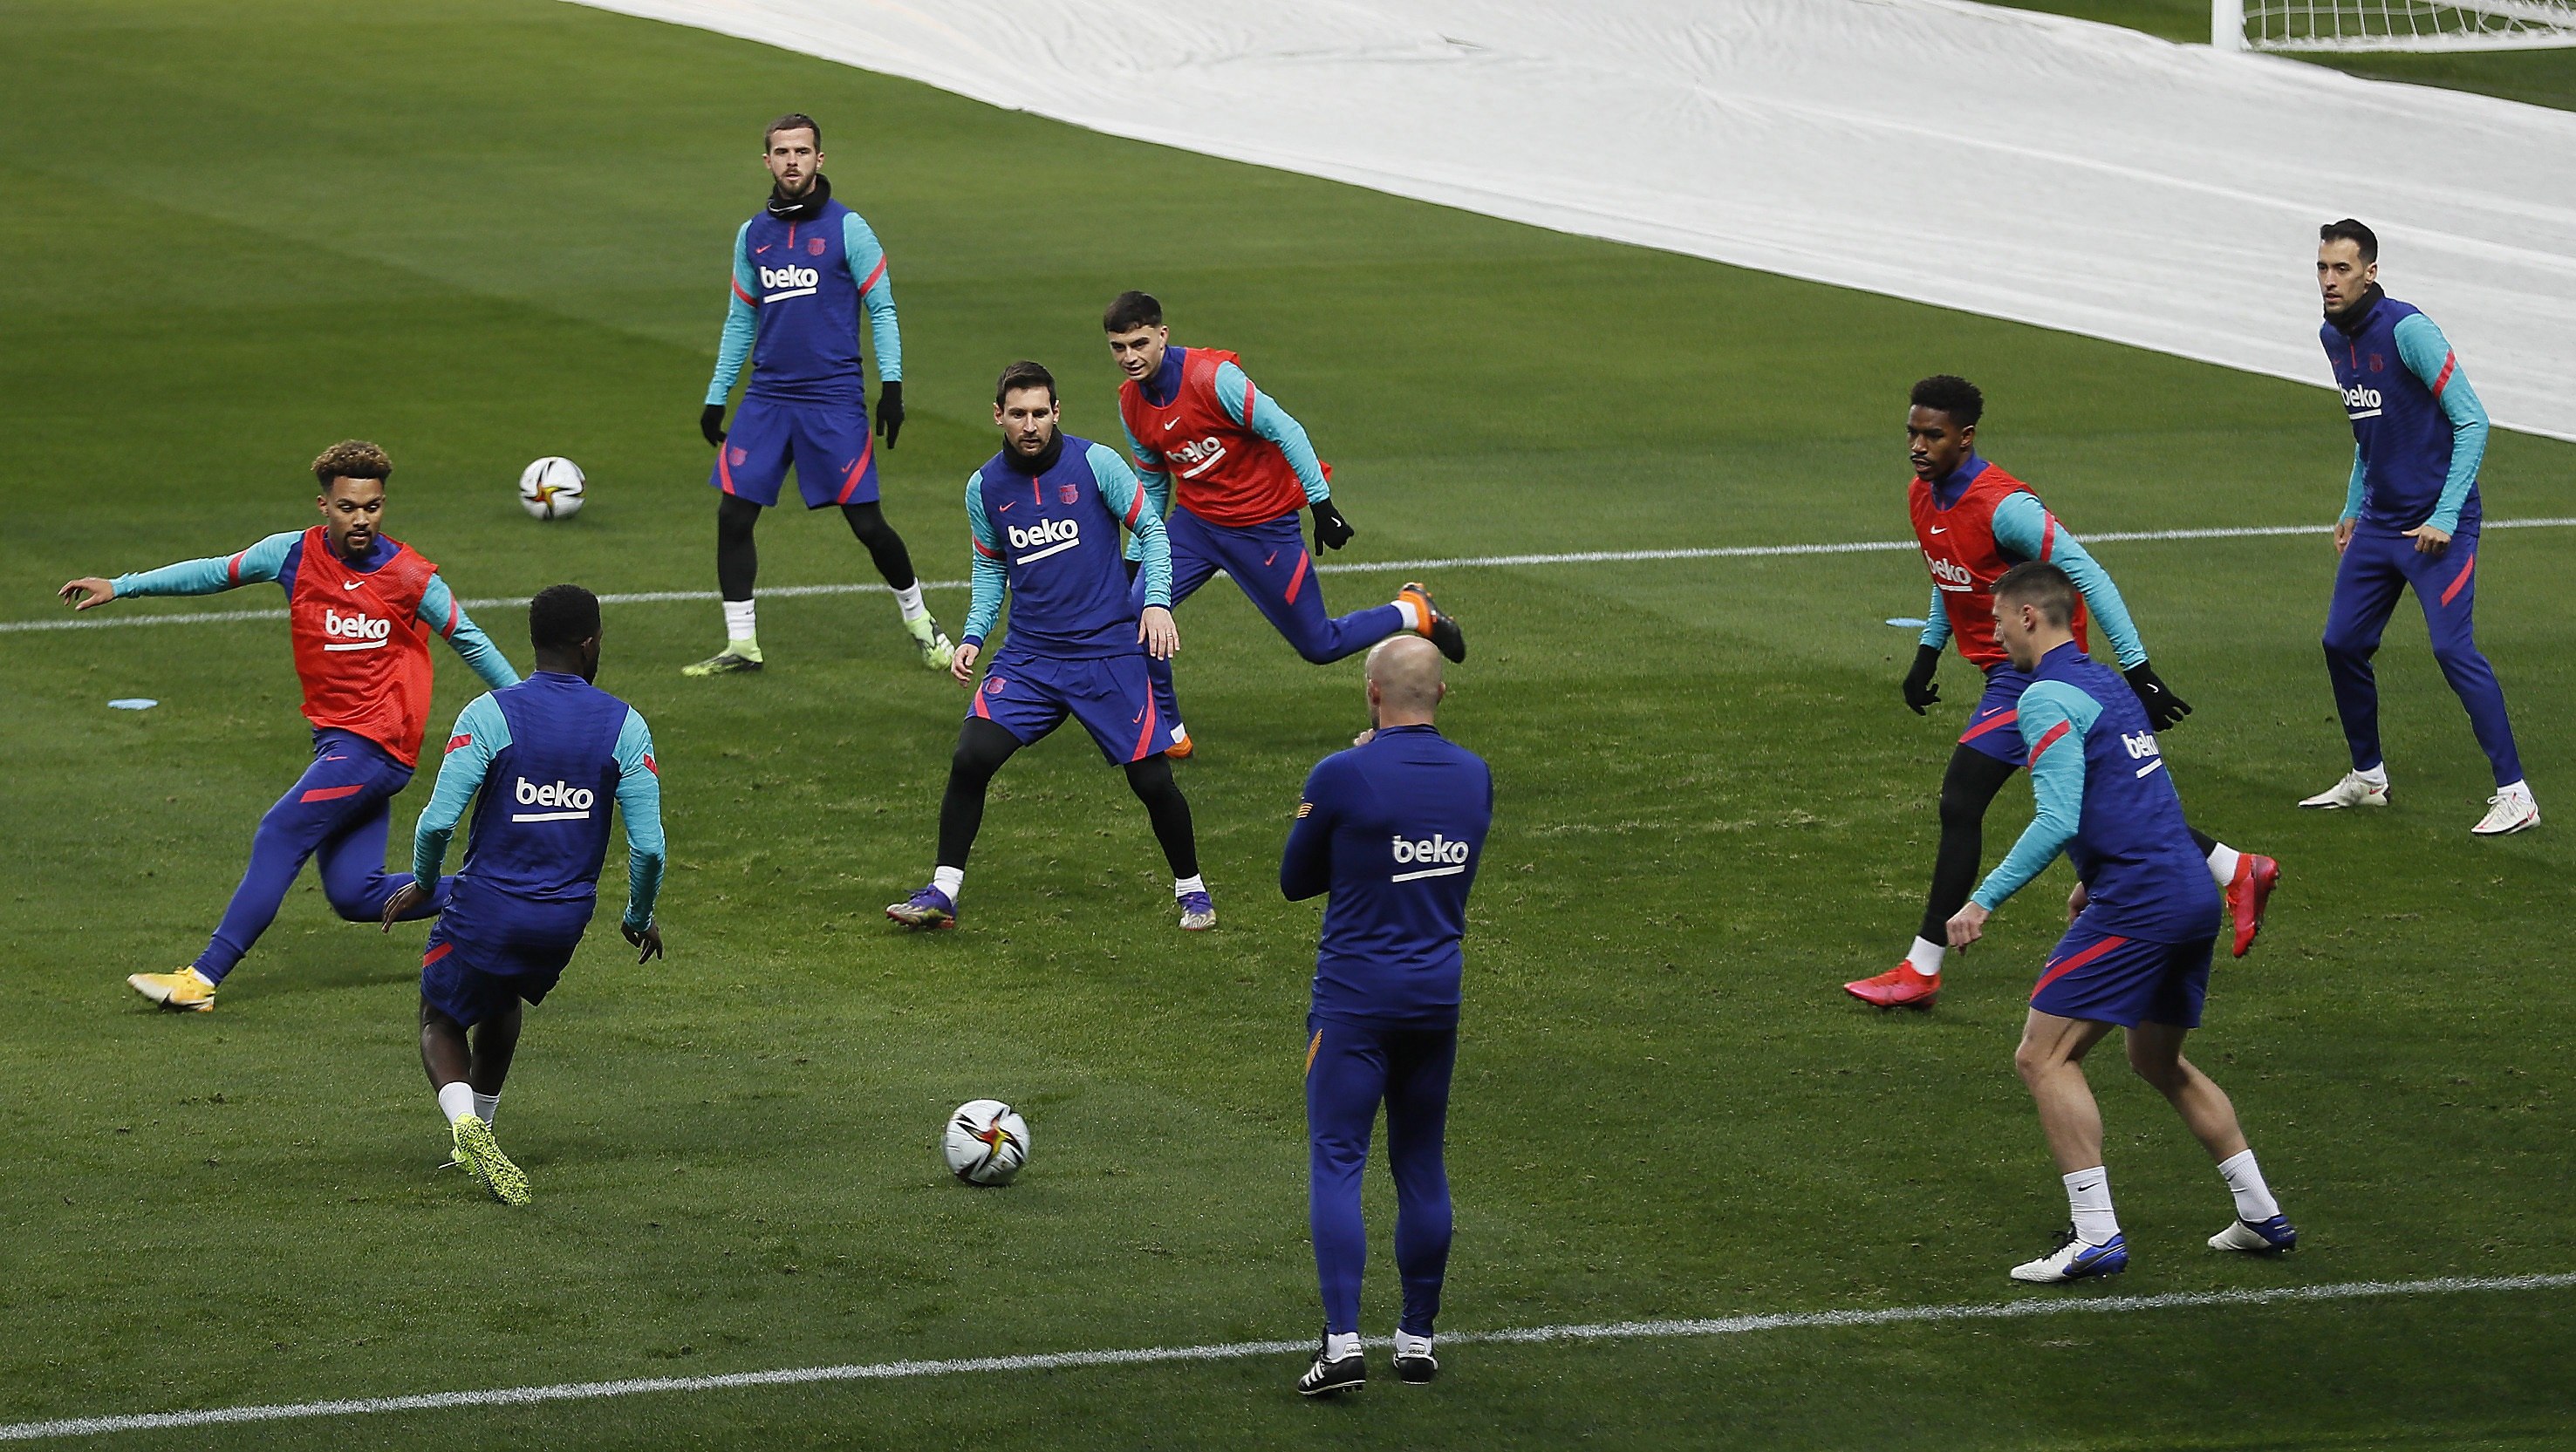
3, 1273, 2569, 1442
12, 518, 2576, 636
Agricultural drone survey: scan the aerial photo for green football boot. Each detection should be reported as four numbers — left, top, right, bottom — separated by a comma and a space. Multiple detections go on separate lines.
450, 1115, 530, 1206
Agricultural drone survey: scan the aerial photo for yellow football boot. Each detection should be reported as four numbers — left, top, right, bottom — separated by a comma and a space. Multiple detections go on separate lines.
450, 1115, 530, 1206
127, 967, 216, 1012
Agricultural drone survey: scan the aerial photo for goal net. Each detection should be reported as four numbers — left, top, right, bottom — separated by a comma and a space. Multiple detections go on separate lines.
2221, 1, 2576, 49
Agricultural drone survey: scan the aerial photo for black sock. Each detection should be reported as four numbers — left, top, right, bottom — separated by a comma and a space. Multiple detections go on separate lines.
1919, 746, 2020, 944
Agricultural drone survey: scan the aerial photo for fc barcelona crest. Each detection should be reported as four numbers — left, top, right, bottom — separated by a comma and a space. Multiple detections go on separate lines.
2368, 351, 2385, 372
807, 235, 827, 256
1057, 481, 1081, 505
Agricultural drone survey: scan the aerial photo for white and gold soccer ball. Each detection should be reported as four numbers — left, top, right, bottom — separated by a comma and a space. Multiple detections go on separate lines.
942, 1099, 1029, 1186
517, 456, 586, 520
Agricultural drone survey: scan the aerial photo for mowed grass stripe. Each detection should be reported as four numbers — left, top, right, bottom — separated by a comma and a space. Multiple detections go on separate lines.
13, 515, 2576, 634
7, 1272, 2569, 1442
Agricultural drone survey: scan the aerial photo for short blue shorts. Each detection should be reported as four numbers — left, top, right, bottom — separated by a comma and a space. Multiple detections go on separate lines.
968, 648, 1172, 764
710, 395, 878, 509
420, 907, 589, 1026
1958, 663, 2040, 767
2030, 921, 2214, 1029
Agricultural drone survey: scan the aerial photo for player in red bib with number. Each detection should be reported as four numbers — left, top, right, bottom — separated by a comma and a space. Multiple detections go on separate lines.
1844, 378, 2277, 1010
1104, 291, 1464, 758
59, 441, 522, 1012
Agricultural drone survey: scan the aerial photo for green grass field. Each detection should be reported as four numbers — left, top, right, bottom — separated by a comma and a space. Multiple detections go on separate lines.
4, 3, 2574, 1447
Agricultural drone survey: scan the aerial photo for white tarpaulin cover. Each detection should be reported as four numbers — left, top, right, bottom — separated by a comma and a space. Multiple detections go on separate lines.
576, 0, 2576, 440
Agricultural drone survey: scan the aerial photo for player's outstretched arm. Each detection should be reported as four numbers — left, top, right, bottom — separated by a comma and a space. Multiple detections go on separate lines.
419, 577, 522, 690
1281, 761, 1341, 901
1951, 684, 2090, 947
386, 699, 504, 929
612, 707, 666, 962
1994, 494, 2190, 729
67, 532, 297, 609
1215, 359, 1330, 502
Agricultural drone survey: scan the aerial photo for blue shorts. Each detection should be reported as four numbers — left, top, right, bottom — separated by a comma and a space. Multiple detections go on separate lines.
2030, 922, 2214, 1029
711, 395, 878, 509
419, 905, 590, 1026
969, 649, 1172, 764
1958, 664, 2040, 767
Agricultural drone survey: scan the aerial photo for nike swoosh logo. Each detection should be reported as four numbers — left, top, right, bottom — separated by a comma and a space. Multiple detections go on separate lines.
755, 245, 770, 254
998, 501, 1013, 512
1930, 527, 1948, 535
1163, 419, 1178, 430
342, 580, 364, 590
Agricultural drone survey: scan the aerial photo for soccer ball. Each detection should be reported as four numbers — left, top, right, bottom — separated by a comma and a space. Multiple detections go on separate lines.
517, 456, 586, 520
942, 1100, 1030, 1186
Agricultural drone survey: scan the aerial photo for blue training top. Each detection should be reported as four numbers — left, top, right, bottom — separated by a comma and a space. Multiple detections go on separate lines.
1971, 641, 2218, 942
963, 435, 1172, 658
706, 184, 901, 407
1282, 723, 1495, 1029
2323, 291, 2489, 535
413, 672, 666, 936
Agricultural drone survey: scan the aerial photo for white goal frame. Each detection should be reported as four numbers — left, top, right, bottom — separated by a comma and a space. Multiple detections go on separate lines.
2217, 0, 2576, 50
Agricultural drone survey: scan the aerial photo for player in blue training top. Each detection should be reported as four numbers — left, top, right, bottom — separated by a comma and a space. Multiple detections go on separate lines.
2303, 219, 2533, 835
1947, 564, 2296, 1284
884, 361, 1212, 932
380, 585, 666, 1206
1281, 635, 1493, 1397
58, 441, 520, 1012
692, 112, 953, 677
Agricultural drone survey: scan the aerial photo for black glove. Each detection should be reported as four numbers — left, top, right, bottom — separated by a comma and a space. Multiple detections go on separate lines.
2124, 661, 2193, 731
875, 381, 905, 448
700, 405, 728, 447
1902, 644, 1943, 715
1309, 497, 1355, 551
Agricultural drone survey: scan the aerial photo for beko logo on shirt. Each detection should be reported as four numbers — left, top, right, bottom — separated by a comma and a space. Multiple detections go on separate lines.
1169, 436, 1229, 480
761, 264, 821, 297
2342, 384, 2383, 419
320, 607, 392, 651
1390, 833, 1472, 882
1008, 517, 1082, 561
2121, 730, 2166, 779
512, 777, 596, 821
1924, 555, 1976, 590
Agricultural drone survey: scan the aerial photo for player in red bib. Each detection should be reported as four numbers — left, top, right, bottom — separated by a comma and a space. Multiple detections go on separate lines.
1843, 378, 2277, 1010
1104, 291, 1464, 758
58, 441, 522, 1012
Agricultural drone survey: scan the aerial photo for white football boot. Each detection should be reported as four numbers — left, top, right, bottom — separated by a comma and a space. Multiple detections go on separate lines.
2299, 770, 2389, 810
2472, 782, 2539, 836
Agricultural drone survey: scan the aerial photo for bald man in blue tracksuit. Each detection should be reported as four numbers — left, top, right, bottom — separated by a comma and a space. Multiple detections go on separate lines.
1282, 636, 1493, 1397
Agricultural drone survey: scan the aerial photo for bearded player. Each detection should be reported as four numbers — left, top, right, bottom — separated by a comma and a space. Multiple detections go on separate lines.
58, 441, 521, 1012
1104, 290, 1462, 758
692, 112, 952, 676
1843, 377, 2277, 1011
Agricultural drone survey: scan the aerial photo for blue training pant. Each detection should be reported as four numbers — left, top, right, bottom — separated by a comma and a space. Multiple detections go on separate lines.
1136, 508, 1406, 731
1307, 1012, 1456, 1337
193, 729, 448, 982
2322, 515, 2522, 786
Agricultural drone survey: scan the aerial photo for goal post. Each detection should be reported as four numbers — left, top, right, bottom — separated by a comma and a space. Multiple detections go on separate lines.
2217, 1, 2576, 50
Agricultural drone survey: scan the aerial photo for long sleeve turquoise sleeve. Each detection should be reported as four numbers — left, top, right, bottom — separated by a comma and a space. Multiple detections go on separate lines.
1119, 415, 1173, 564
706, 223, 759, 406
843, 211, 901, 383
1971, 681, 2095, 910
2392, 312, 2487, 535
1918, 583, 1953, 654
961, 474, 1008, 647
2342, 447, 2368, 523
1089, 443, 1171, 608
417, 576, 520, 690
1213, 360, 1329, 502
112, 532, 295, 596
412, 694, 506, 883
1992, 493, 2147, 670
613, 708, 666, 931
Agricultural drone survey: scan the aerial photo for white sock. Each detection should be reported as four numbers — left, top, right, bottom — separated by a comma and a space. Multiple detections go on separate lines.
1905, 936, 1944, 976
185, 966, 217, 989
894, 582, 928, 622
1174, 874, 1206, 899
2500, 777, 2531, 798
722, 598, 757, 644
2217, 1148, 2280, 1222
1323, 1331, 1362, 1360
1392, 598, 1424, 633
2356, 762, 2388, 787
1394, 1330, 1433, 1358
2064, 1167, 2119, 1244
933, 865, 964, 902
2205, 842, 2241, 886
436, 1081, 475, 1124
473, 1091, 501, 1127
1169, 723, 1189, 746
